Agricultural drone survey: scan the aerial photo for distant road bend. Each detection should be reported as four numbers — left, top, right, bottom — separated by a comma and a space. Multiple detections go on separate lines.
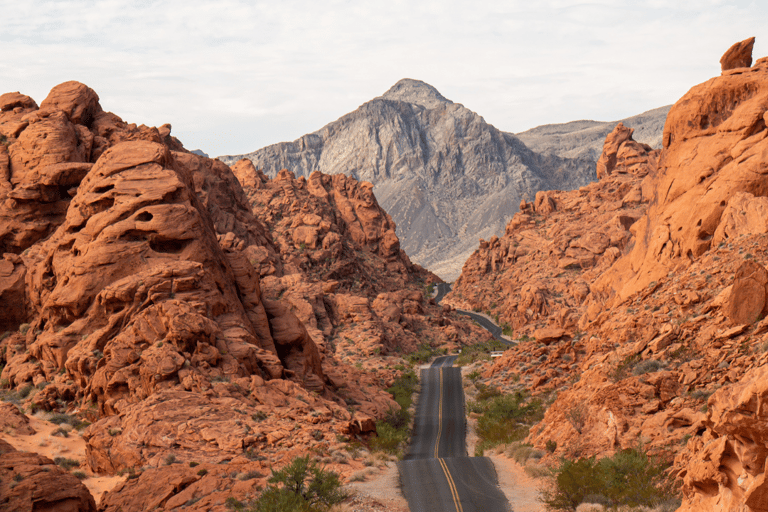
397, 355, 510, 512
433, 283, 509, 344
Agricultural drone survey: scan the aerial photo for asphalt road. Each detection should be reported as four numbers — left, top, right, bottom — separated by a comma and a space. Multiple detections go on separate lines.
398, 356, 511, 512
434, 282, 452, 304
404, 362, 465, 460
433, 282, 510, 344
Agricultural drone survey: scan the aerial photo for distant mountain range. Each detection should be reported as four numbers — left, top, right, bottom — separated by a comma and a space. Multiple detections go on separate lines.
515, 105, 670, 160
219, 79, 668, 280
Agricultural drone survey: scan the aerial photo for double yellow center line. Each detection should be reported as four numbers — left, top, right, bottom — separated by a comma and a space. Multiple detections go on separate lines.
439, 458, 464, 512
434, 368, 444, 458
433, 366, 464, 512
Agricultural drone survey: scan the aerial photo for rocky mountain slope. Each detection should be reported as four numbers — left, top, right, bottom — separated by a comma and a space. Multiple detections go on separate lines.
0, 82, 488, 511
445, 37, 768, 512
220, 79, 601, 280
516, 105, 671, 160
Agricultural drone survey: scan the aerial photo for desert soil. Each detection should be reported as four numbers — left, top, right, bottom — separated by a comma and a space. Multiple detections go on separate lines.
1, 413, 125, 505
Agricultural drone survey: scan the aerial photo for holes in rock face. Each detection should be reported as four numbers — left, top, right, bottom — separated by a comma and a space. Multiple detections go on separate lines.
119, 229, 152, 243
93, 184, 115, 194
699, 231, 713, 242
135, 211, 154, 222
696, 219, 702, 227
57, 185, 72, 201
720, 201, 727, 207
88, 197, 115, 216
68, 222, 84, 234
149, 237, 191, 254
161, 187, 184, 204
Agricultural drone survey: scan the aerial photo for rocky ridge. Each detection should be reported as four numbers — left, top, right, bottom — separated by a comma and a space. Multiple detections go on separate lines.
445, 38, 768, 512
0, 82, 488, 511
220, 79, 601, 280
515, 105, 671, 161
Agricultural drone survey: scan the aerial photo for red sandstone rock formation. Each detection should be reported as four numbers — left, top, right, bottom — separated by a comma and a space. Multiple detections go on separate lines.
0, 438, 96, 512
0, 80, 488, 509
720, 36, 755, 72
448, 39, 768, 512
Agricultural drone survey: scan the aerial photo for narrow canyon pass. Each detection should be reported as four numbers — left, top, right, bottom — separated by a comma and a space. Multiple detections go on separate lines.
2, 36, 768, 512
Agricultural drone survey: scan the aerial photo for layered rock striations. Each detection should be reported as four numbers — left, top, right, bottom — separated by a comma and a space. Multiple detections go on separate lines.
220, 79, 600, 280
447, 38, 768, 512
0, 81, 488, 510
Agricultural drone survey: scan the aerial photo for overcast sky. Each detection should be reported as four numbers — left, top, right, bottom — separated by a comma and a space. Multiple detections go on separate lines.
2, 1, 766, 157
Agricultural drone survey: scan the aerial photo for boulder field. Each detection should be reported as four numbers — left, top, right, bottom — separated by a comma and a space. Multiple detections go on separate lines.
0, 82, 488, 511
446, 38, 768, 512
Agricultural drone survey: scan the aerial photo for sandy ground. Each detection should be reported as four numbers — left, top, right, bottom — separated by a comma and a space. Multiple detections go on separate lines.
1, 413, 124, 505
345, 461, 410, 512
490, 454, 546, 512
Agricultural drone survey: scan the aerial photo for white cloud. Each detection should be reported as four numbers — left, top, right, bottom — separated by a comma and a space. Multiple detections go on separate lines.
1, 0, 766, 156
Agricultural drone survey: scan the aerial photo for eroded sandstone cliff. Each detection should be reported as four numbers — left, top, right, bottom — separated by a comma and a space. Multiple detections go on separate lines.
447, 37, 768, 512
0, 81, 488, 511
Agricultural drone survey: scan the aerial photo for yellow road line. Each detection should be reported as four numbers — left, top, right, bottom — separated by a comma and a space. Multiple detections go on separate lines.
434, 369, 443, 458
438, 458, 464, 512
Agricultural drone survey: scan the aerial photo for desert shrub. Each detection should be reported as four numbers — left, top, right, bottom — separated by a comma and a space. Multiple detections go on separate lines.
546, 440, 557, 453
386, 370, 417, 411
248, 455, 348, 512
51, 427, 69, 437
473, 390, 544, 453
226, 497, 246, 510
54, 457, 80, 470
197, 468, 208, 476
566, 403, 588, 434
370, 419, 408, 455
48, 413, 76, 425
18, 384, 34, 399
72, 470, 87, 480
475, 383, 503, 402
610, 355, 640, 382
540, 448, 678, 511
507, 443, 540, 464
632, 359, 665, 376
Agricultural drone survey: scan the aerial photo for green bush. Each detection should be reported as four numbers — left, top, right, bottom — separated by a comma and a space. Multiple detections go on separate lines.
248, 455, 348, 512
370, 371, 417, 456
540, 448, 679, 511
386, 370, 417, 410
370, 420, 408, 454
471, 390, 544, 453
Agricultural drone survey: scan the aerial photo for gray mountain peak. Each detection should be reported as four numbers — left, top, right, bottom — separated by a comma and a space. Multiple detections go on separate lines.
380, 79, 451, 109
219, 85, 667, 280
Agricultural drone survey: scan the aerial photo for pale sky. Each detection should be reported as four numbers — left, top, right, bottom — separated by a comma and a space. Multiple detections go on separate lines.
2, 1, 766, 157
